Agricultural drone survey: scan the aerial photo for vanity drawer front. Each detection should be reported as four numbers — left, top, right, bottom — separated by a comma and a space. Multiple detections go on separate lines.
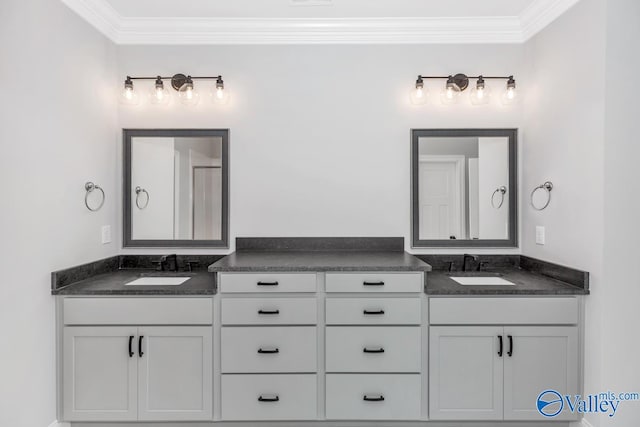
430, 297, 579, 325
326, 326, 421, 373
219, 273, 317, 293
63, 297, 213, 325
221, 374, 317, 420
221, 298, 317, 325
221, 326, 317, 373
326, 298, 421, 325
326, 374, 421, 420
326, 272, 423, 293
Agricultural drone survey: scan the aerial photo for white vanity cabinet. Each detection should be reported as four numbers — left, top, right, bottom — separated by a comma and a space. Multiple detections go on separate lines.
429, 297, 579, 421
60, 297, 213, 422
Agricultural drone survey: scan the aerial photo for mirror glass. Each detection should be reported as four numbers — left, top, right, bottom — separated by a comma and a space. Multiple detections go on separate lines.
124, 129, 228, 247
411, 129, 517, 247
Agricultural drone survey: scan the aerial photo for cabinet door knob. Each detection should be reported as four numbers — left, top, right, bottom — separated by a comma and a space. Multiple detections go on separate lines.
363, 395, 385, 402
257, 347, 280, 354
258, 395, 280, 402
128, 335, 134, 358
138, 335, 144, 357
363, 281, 385, 286
258, 309, 280, 315
498, 335, 503, 357
507, 335, 513, 357
363, 309, 385, 315
257, 281, 279, 286
363, 347, 385, 353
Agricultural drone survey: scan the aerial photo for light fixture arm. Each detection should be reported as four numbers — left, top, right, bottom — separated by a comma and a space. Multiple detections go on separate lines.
124, 73, 224, 91
416, 73, 515, 92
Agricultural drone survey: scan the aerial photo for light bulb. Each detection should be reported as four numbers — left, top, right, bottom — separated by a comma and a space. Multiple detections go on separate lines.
440, 77, 460, 105
470, 76, 491, 105
149, 76, 170, 105
501, 76, 517, 105
410, 76, 427, 105
178, 76, 200, 106
120, 77, 139, 105
211, 77, 230, 104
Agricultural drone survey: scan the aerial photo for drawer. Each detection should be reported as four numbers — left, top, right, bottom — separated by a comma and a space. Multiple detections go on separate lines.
221, 326, 317, 373
219, 273, 316, 293
63, 297, 212, 325
326, 374, 421, 420
221, 374, 317, 420
326, 298, 421, 325
326, 272, 423, 293
326, 326, 421, 373
430, 297, 579, 325
222, 298, 317, 325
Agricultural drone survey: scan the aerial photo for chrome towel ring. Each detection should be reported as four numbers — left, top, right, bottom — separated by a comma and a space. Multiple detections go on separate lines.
531, 181, 553, 211
135, 186, 150, 209
84, 182, 105, 212
491, 186, 507, 209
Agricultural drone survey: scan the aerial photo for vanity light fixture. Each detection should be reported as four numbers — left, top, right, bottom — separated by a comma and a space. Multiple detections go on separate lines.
120, 73, 229, 106
410, 73, 516, 106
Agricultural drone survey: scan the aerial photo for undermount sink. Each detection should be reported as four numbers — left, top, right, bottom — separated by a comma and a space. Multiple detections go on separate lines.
450, 276, 516, 286
125, 277, 191, 286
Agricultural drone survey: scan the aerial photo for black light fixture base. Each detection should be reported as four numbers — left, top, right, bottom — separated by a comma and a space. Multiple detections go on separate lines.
452, 73, 470, 91
171, 73, 188, 91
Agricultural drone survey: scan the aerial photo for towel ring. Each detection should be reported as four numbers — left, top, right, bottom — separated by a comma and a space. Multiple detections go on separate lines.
84, 182, 105, 212
530, 181, 553, 211
135, 186, 150, 209
491, 186, 507, 209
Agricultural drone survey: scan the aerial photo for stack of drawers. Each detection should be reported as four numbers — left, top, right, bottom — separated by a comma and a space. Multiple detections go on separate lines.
219, 273, 318, 421
325, 272, 423, 420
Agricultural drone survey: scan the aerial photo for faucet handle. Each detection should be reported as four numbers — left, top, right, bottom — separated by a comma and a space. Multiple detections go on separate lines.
151, 260, 164, 271
477, 261, 490, 272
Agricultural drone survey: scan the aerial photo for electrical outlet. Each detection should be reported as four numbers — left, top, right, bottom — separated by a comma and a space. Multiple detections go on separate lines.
535, 226, 545, 245
101, 225, 112, 244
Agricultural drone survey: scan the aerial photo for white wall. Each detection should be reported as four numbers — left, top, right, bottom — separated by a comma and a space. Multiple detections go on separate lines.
116, 44, 524, 255
0, 0, 118, 425
601, 1, 640, 425
522, 0, 606, 425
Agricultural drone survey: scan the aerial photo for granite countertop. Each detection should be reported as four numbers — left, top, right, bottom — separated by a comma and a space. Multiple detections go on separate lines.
207, 251, 432, 272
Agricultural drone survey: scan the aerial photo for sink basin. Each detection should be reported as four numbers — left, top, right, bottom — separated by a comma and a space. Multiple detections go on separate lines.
125, 277, 191, 286
450, 277, 515, 286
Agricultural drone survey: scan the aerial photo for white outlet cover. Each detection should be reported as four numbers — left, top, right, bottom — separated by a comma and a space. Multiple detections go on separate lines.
101, 225, 112, 244
535, 226, 545, 245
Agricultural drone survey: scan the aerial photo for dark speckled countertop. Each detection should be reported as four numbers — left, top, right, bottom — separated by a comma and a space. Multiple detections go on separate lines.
208, 251, 432, 272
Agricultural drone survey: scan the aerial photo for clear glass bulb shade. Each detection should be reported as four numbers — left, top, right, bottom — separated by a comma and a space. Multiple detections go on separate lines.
502, 87, 517, 105
211, 86, 230, 104
410, 86, 428, 105
470, 85, 491, 105
178, 84, 200, 106
149, 85, 171, 105
120, 87, 139, 105
440, 87, 460, 105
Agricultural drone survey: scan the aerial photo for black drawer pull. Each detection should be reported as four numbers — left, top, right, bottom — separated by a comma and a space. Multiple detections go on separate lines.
507, 335, 513, 357
257, 347, 280, 354
258, 395, 279, 402
363, 281, 385, 286
258, 309, 280, 315
128, 335, 134, 357
363, 309, 385, 315
498, 335, 503, 357
139, 335, 144, 357
257, 281, 279, 286
363, 347, 385, 353
363, 395, 385, 402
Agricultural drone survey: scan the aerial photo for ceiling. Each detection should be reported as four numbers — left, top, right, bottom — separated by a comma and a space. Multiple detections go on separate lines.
61, 0, 582, 44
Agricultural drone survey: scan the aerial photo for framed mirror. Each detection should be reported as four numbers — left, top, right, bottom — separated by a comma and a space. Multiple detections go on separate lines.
411, 129, 517, 248
123, 129, 229, 248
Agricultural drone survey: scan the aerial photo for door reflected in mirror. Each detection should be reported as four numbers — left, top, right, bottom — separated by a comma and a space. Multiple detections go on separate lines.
124, 129, 228, 248
411, 129, 517, 248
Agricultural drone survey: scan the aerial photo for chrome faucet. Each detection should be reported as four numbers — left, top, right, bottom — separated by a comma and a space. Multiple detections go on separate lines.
462, 254, 479, 272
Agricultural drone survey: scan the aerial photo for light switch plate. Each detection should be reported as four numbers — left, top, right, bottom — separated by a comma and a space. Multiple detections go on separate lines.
535, 226, 545, 245
101, 225, 112, 244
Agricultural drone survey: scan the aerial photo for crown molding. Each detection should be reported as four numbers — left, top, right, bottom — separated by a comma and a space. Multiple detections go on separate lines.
60, 0, 583, 45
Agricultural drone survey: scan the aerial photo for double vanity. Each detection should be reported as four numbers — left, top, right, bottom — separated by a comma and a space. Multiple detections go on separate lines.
52, 238, 588, 426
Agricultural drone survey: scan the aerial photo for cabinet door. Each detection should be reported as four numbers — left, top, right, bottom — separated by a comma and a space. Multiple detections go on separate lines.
137, 326, 213, 421
429, 326, 504, 420
503, 326, 578, 421
63, 326, 138, 421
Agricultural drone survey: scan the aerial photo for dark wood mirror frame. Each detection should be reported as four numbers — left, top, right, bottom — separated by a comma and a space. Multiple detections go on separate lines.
411, 128, 518, 248
123, 128, 229, 248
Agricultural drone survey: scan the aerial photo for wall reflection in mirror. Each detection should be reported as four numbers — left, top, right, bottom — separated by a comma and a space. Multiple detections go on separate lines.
412, 129, 517, 248
124, 129, 228, 247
